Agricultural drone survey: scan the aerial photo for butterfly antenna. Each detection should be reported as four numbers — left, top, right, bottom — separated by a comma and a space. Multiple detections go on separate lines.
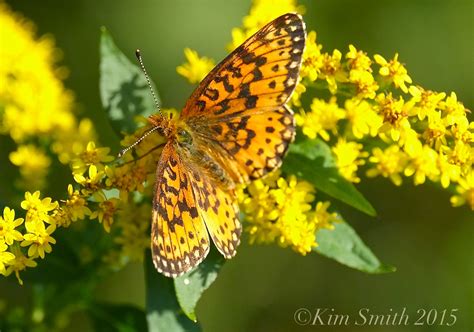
135, 49, 162, 117
118, 125, 161, 158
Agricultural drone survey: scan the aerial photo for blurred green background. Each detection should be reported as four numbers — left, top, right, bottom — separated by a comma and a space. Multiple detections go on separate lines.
3, 0, 473, 331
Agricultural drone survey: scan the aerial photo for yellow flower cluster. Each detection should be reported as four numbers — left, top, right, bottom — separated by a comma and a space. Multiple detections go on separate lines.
238, 171, 339, 255
0, 123, 166, 283
293, 29, 473, 209
0, 2, 96, 191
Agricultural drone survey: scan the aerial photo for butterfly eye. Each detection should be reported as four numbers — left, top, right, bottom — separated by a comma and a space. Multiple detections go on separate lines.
177, 129, 193, 145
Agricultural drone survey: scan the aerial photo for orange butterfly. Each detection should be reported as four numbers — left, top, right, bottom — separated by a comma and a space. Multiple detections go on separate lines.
132, 13, 306, 277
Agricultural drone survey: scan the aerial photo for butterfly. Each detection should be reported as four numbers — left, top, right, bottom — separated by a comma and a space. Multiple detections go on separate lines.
136, 13, 306, 277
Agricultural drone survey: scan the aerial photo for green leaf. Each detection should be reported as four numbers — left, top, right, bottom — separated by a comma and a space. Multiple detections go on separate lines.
99, 27, 160, 135
89, 303, 147, 332
145, 251, 201, 332
174, 249, 225, 322
315, 221, 395, 274
283, 138, 376, 216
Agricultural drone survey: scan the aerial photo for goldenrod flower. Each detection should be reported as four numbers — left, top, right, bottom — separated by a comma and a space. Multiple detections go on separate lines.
239, 171, 337, 255
2, 246, 37, 285
52, 118, 97, 164
21, 221, 57, 259
301, 31, 323, 81
0, 207, 24, 245
374, 53, 412, 93
176, 48, 215, 84
447, 140, 473, 173
319, 49, 347, 94
64, 184, 91, 223
105, 164, 147, 201
295, 97, 345, 140
71, 141, 114, 175
0, 242, 15, 274
450, 170, 474, 210
404, 145, 440, 185
21, 191, 58, 225
376, 93, 410, 142
344, 98, 382, 139
90, 191, 120, 233
437, 152, 461, 189
408, 85, 446, 121
346, 45, 378, 99
332, 139, 368, 183
367, 146, 408, 186
73, 164, 105, 193
423, 110, 448, 151
9, 144, 51, 190
440, 92, 469, 128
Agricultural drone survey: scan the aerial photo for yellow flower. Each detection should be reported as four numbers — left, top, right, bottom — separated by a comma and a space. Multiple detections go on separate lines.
344, 98, 382, 139
450, 170, 474, 210
423, 110, 448, 151
437, 152, 461, 189
374, 53, 412, 93
346, 44, 372, 71
71, 141, 114, 175
63, 184, 91, 224
376, 93, 411, 142
300, 31, 323, 81
408, 85, 446, 121
0, 3, 75, 142
176, 48, 215, 84
0, 207, 24, 245
295, 97, 345, 140
319, 49, 348, 94
366, 146, 408, 186
9, 144, 51, 190
239, 171, 336, 255
447, 140, 473, 173
73, 164, 105, 193
0, 242, 15, 274
404, 145, 440, 185
2, 246, 37, 285
51, 118, 97, 164
21, 191, 58, 225
346, 45, 378, 99
105, 163, 147, 201
440, 92, 468, 128
90, 191, 120, 233
21, 221, 56, 259
332, 139, 368, 183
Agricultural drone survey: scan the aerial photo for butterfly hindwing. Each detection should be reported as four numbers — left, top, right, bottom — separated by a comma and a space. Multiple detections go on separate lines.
151, 143, 210, 277
188, 167, 242, 258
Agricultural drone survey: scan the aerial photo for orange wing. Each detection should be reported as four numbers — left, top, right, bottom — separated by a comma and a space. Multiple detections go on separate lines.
181, 13, 305, 120
181, 13, 305, 183
151, 143, 210, 277
188, 164, 242, 258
